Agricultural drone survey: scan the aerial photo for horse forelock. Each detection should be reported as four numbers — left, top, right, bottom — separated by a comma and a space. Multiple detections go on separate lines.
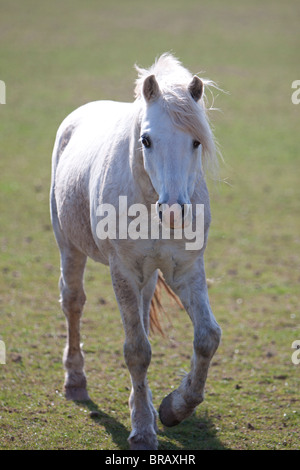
134, 53, 219, 176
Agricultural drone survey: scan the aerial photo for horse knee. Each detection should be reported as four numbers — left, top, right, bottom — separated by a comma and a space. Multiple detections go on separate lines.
194, 322, 221, 358
60, 278, 86, 315
124, 337, 151, 372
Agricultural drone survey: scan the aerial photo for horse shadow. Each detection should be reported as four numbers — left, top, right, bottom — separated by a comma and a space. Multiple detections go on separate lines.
74, 399, 227, 450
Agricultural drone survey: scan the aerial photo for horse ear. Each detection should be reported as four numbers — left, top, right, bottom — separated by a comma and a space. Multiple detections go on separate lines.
143, 74, 160, 102
188, 75, 203, 102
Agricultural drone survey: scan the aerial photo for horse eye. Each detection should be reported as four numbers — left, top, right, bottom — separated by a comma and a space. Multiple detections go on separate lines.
193, 140, 201, 149
141, 135, 151, 149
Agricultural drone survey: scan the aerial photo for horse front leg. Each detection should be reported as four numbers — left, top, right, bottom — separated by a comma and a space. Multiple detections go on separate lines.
159, 260, 221, 427
110, 256, 157, 450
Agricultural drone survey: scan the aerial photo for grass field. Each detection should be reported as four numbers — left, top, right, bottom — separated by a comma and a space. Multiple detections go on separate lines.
0, 0, 299, 450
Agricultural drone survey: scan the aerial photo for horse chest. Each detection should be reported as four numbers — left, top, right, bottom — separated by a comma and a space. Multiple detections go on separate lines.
116, 238, 196, 286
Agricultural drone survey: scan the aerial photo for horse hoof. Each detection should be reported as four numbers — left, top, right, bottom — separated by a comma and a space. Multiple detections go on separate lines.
128, 433, 158, 450
129, 441, 156, 450
159, 393, 181, 427
159, 390, 198, 427
65, 386, 90, 401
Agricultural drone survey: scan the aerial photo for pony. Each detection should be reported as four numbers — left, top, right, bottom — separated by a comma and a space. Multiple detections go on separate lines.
50, 53, 222, 450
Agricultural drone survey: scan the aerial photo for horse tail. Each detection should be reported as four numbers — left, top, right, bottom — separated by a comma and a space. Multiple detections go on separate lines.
149, 272, 183, 336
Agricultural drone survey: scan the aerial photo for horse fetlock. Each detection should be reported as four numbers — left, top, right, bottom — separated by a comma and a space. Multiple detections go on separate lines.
129, 388, 158, 434
63, 347, 85, 370
64, 368, 87, 386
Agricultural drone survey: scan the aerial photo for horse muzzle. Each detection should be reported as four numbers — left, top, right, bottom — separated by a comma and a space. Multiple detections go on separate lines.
156, 201, 192, 229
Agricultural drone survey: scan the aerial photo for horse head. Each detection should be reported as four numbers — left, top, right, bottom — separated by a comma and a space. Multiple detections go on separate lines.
136, 57, 215, 229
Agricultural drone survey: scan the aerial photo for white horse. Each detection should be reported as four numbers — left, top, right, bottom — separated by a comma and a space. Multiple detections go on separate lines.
50, 53, 222, 450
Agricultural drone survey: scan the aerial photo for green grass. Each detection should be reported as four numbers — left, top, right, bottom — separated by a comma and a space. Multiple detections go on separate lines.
0, 0, 299, 450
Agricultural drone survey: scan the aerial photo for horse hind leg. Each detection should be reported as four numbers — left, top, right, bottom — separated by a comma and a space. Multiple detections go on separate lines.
59, 245, 89, 401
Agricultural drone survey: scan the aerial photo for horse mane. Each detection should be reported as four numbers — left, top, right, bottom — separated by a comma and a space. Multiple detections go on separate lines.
134, 53, 219, 177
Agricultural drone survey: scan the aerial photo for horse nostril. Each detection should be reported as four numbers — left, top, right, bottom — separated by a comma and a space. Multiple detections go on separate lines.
156, 202, 163, 221
158, 207, 163, 222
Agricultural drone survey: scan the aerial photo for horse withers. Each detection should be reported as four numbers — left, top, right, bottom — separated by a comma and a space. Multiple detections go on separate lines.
50, 54, 221, 450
